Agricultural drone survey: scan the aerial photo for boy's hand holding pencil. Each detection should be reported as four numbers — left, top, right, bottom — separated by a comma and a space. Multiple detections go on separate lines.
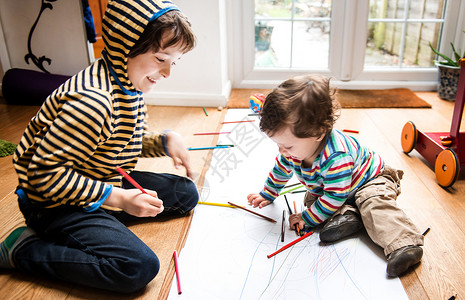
122, 188, 164, 217
114, 167, 165, 217
105, 186, 164, 218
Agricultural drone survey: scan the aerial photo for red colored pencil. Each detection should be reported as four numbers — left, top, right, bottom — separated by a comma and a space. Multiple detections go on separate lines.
194, 132, 231, 135
173, 250, 182, 294
267, 231, 314, 258
221, 120, 255, 124
227, 202, 277, 223
116, 166, 148, 195
343, 129, 359, 134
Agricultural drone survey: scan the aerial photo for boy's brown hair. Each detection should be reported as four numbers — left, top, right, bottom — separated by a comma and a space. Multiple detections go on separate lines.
259, 74, 340, 138
129, 10, 196, 57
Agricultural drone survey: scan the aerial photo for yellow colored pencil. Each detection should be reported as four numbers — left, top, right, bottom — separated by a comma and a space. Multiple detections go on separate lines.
198, 201, 235, 208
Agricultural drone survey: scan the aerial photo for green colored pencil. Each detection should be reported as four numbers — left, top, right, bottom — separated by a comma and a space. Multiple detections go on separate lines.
280, 184, 304, 195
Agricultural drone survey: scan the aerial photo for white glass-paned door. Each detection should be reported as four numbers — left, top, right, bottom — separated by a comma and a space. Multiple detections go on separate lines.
254, 0, 331, 69
234, 0, 464, 88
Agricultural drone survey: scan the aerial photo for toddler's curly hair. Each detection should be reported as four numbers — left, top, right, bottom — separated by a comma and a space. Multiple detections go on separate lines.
259, 74, 340, 138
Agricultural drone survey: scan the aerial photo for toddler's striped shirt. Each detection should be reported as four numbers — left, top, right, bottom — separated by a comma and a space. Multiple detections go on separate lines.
260, 129, 384, 227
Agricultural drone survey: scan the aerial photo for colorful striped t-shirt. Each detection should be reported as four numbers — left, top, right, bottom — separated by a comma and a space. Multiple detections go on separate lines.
259, 129, 384, 227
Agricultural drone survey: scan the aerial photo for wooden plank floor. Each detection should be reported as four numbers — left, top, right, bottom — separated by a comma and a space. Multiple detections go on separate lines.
1, 92, 464, 299
0, 99, 227, 299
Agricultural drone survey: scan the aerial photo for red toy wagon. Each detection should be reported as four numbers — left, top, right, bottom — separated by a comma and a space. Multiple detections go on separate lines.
401, 58, 465, 188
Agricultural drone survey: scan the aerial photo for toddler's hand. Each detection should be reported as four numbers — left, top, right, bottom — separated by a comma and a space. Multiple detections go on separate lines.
247, 193, 271, 208
289, 213, 306, 230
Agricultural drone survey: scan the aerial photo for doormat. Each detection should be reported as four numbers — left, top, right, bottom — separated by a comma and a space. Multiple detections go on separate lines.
227, 88, 432, 109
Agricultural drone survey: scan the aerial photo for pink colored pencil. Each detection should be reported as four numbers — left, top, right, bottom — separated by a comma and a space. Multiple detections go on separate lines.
221, 120, 255, 124
194, 132, 231, 135
267, 231, 314, 258
116, 166, 148, 195
173, 250, 182, 294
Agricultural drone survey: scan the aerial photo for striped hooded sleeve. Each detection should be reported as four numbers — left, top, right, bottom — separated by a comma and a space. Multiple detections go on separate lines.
141, 131, 168, 157
24, 89, 114, 210
301, 152, 354, 227
140, 109, 168, 157
259, 154, 294, 201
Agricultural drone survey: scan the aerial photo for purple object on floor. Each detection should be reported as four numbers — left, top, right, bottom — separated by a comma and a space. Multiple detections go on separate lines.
2, 68, 70, 105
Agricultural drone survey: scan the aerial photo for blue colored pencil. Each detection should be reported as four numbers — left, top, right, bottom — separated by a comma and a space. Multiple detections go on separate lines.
188, 145, 230, 151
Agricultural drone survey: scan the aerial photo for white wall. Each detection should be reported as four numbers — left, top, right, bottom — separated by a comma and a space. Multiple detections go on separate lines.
145, 0, 231, 107
0, 0, 91, 76
0, 0, 231, 107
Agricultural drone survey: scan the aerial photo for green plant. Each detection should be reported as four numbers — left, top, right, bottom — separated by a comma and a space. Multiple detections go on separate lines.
0, 139, 17, 157
429, 31, 465, 67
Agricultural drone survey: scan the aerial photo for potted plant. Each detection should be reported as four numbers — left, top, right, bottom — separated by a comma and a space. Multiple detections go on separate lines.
430, 32, 465, 101
255, 21, 273, 52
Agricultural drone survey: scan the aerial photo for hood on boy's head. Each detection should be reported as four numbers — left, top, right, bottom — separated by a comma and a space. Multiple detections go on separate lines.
101, 0, 180, 94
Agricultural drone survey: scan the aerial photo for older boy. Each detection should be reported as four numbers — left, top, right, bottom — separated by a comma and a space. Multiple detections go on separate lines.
0, 0, 197, 293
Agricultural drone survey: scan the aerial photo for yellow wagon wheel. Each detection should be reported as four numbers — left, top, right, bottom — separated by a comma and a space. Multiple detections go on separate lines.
435, 149, 460, 188
401, 121, 417, 153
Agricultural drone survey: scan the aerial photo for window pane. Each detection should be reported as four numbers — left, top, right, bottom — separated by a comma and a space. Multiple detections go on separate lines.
365, 0, 445, 68
386, 1, 406, 19
255, 20, 291, 67
404, 23, 439, 67
294, 1, 331, 19
255, 0, 291, 18
292, 21, 329, 68
408, 0, 444, 19
366, 22, 404, 67
254, 0, 331, 69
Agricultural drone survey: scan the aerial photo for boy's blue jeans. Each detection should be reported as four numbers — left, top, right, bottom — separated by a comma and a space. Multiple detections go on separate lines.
15, 172, 198, 293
